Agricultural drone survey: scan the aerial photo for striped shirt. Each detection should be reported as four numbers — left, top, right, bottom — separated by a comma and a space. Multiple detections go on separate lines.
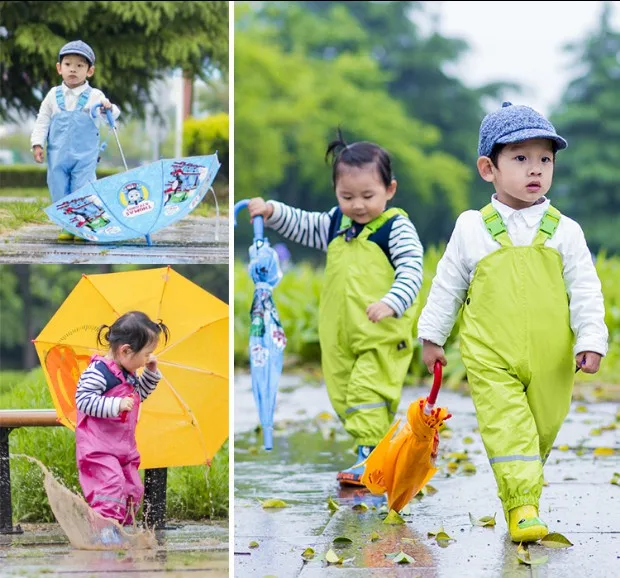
75, 359, 162, 419
266, 201, 424, 317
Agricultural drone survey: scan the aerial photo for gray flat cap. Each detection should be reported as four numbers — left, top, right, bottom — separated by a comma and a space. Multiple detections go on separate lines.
478, 101, 567, 157
58, 40, 96, 66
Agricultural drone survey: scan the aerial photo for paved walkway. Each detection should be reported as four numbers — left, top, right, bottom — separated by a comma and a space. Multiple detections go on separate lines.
234, 372, 619, 577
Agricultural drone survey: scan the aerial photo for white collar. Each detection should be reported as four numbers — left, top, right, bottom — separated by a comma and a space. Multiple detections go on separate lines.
61, 80, 90, 94
491, 194, 550, 227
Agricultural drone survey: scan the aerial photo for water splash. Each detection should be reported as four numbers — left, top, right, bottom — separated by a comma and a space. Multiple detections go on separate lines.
204, 464, 215, 520
13, 454, 157, 551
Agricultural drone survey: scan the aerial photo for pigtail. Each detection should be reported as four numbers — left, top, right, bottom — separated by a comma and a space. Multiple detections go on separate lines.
325, 126, 348, 165
155, 319, 171, 345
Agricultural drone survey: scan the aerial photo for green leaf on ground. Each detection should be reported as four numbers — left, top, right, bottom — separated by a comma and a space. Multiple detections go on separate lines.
369, 531, 382, 542
392, 551, 415, 564
424, 484, 438, 495
575, 405, 588, 413
611, 472, 620, 486
249, 540, 259, 548
435, 531, 455, 547
427, 525, 444, 537
383, 509, 406, 524
462, 462, 477, 474
463, 436, 474, 444
261, 499, 287, 509
301, 547, 315, 560
325, 549, 343, 564
469, 512, 496, 527
327, 497, 340, 512
352, 502, 368, 511
447, 451, 469, 461
333, 536, 353, 545
594, 447, 615, 456
540, 533, 573, 548
516, 543, 548, 565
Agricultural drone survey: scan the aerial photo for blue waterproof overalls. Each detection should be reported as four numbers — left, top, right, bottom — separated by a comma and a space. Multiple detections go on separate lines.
47, 87, 100, 202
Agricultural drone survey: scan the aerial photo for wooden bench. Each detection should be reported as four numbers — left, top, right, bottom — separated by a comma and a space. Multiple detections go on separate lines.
0, 409, 168, 534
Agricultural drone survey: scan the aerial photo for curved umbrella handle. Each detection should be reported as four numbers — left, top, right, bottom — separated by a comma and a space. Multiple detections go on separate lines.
90, 102, 115, 128
424, 361, 443, 415
233, 199, 264, 242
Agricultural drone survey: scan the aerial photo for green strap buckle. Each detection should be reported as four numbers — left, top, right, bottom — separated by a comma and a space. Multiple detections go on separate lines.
538, 210, 560, 238
483, 211, 507, 238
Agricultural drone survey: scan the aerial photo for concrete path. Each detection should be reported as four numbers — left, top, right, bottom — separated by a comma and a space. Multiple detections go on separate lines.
234, 373, 619, 577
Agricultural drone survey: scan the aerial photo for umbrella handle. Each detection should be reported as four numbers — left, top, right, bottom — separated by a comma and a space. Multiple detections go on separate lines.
91, 103, 115, 128
233, 199, 264, 241
425, 361, 442, 414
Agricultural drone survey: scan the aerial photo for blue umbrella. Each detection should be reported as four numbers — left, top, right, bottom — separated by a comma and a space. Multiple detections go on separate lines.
234, 199, 287, 450
44, 105, 221, 246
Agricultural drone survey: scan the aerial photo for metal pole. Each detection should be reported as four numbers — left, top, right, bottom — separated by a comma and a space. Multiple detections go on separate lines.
0, 428, 23, 534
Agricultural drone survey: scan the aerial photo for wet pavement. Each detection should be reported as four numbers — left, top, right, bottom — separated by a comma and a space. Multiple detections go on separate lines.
0, 217, 229, 264
234, 372, 620, 577
0, 522, 229, 577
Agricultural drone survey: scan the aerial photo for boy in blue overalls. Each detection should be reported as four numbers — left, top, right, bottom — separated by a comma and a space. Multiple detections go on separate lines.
31, 40, 120, 241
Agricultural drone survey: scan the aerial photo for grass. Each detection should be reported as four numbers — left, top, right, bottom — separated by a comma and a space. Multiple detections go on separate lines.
0, 199, 48, 233
1, 369, 229, 523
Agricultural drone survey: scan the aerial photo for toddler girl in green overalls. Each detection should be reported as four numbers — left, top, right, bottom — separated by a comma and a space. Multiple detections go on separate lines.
248, 130, 424, 485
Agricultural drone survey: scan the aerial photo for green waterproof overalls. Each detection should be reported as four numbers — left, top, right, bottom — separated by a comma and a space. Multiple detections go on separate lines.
460, 203, 575, 519
318, 208, 418, 447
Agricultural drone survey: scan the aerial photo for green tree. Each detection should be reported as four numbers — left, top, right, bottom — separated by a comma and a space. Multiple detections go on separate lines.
234, 1, 470, 253
0, 1, 228, 121
550, 1, 620, 253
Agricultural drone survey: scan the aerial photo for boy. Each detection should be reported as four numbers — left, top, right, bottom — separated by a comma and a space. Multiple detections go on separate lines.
417, 102, 608, 542
31, 40, 120, 240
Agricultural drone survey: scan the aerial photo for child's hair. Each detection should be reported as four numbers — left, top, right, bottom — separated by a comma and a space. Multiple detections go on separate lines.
97, 311, 170, 353
325, 128, 393, 188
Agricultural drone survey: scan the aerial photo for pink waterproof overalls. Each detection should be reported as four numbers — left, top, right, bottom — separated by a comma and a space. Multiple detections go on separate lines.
75, 355, 143, 525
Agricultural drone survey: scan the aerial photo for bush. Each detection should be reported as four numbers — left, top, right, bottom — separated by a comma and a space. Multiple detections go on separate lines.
183, 113, 229, 179
0, 165, 120, 188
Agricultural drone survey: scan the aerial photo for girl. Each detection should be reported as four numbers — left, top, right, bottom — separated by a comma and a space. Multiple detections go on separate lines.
74, 311, 170, 540
247, 130, 424, 485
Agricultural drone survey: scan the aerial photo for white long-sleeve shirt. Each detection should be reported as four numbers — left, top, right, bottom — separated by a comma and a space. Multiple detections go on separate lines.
30, 81, 121, 148
265, 200, 424, 317
75, 359, 162, 419
417, 195, 609, 358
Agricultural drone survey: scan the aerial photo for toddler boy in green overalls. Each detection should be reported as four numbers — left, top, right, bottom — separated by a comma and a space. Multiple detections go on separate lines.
418, 102, 608, 542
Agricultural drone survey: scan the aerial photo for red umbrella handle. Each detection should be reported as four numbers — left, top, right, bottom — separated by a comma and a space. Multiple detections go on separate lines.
426, 361, 443, 408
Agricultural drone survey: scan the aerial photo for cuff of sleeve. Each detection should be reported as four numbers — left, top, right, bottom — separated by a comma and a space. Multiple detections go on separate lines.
111, 397, 121, 417
416, 332, 448, 348
574, 337, 608, 358
265, 200, 282, 227
381, 295, 404, 319
143, 367, 162, 381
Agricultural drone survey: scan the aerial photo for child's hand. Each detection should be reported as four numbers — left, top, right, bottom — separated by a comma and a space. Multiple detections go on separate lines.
422, 340, 447, 374
145, 354, 158, 372
575, 351, 602, 374
119, 396, 135, 413
100, 98, 113, 110
33, 146, 44, 163
248, 197, 274, 220
366, 301, 395, 323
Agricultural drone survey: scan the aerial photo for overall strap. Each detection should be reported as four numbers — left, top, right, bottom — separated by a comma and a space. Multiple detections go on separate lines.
76, 87, 92, 110
480, 203, 512, 247
532, 205, 561, 246
55, 87, 66, 111
363, 207, 408, 235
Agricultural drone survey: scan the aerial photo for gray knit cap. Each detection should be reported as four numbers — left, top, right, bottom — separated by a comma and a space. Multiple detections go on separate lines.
478, 101, 567, 157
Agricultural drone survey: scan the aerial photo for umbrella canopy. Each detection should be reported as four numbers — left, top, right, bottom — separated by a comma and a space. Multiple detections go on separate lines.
234, 199, 287, 450
361, 362, 451, 512
45, 153, 221, 245
33, 266, 228, 469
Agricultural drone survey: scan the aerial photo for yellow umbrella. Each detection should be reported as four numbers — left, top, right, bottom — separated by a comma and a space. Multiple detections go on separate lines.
33, 266, 228, 469
361, 362, 451, 512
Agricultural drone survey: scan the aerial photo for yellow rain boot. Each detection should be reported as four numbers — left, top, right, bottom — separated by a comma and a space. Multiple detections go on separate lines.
509, 505, 548, 543
57, 229, 74, 241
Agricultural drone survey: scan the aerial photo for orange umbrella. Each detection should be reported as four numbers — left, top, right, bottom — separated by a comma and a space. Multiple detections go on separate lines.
361, 362, 451, 512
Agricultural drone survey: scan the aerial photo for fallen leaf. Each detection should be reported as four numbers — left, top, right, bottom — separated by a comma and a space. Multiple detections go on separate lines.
446, 461, 459, 473
333, 536, 353, 545
327, 497, 340, 512
427, 525, 444, 538
611, 472, 620, 486
540, 533, 573, 548
516, 543, 548, 566
447, 451, 469, 461
461, 462, 477, 475
440, 428, 453, 439
469, 512, 496, 527
558, 445, 569, 451
401, 537, 417, 544
393, 551, 415, 564
352, 503, 368, 511
594, 447, 615, 457
435, 531, 455, 547
424, 484, 438, 495
590, 428, 602, 436
369, 531, 382, 542
248, 540, 259, 548
575, 405, 588, 413
301, 547, 315, 560
463, 436, 474, 444
261, 499, 287, 509
325, 549, 343, 564
383, 510, 406, 525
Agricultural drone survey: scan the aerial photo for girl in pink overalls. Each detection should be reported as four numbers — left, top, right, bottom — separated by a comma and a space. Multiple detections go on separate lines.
75, 311, 170, 537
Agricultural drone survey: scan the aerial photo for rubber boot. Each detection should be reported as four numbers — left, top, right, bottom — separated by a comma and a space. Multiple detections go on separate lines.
337, 445, 375, 486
